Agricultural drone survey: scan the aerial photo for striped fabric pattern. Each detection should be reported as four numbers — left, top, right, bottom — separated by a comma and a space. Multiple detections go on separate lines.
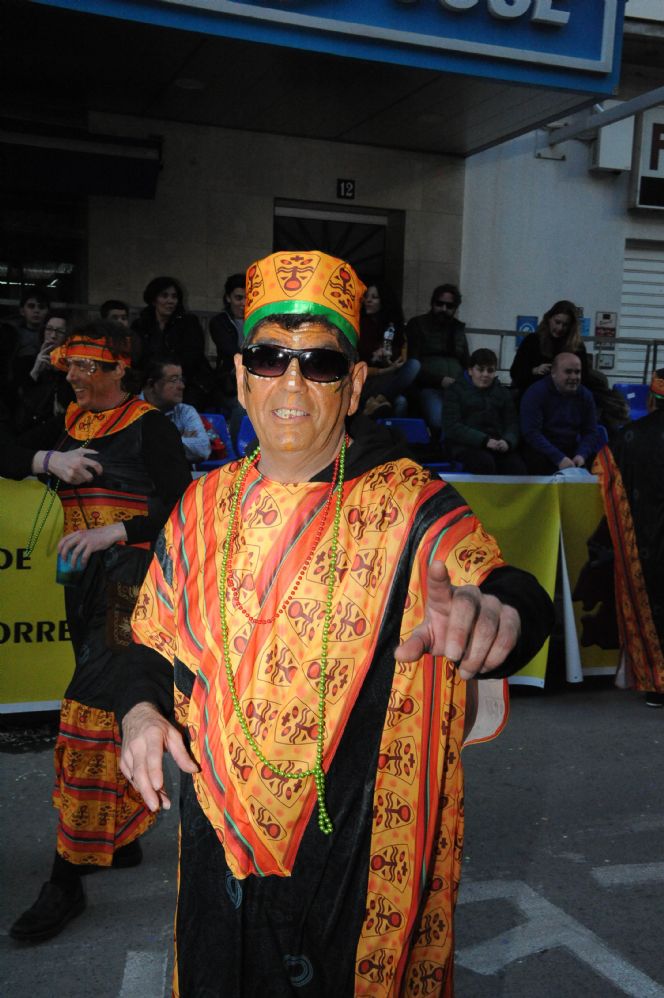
134, 457, 508, 995
52, 698, 155, 866
64, 397, 154, 440
594, 446, 664, 692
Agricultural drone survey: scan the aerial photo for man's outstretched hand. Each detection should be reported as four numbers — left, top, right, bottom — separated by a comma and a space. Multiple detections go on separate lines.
395, 560, 521, 679
120, 702, 198, 812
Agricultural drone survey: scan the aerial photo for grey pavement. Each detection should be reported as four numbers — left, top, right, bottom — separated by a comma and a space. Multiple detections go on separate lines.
1, 681, 663, 997
456, 682, 664, 998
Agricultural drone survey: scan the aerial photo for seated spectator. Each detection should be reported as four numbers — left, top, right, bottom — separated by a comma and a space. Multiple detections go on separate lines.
132, 276, 214, 409
209, 272, 244, 415
510, 300, 629, 432
14, 288, 50, 365
100, 299, 130, 327
358, 282, 420, 417
142, 357, 211, 464
510, 300, 589, 399
2, 289, 51, 415
520, 352, 599, 474
406, 283, 470, 435
443, 348, 526, 475
27, 311, 68, 381
15, 310, 74, 430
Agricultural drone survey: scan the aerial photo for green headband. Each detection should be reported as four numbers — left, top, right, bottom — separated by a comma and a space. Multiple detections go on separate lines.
243, 299, 358, 347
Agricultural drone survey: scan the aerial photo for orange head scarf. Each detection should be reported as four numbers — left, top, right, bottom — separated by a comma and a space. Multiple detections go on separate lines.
50, 334, 132, 371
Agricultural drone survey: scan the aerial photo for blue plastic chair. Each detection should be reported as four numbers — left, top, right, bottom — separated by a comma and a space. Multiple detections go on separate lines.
237, 414, 257, 457
195, 413, 237, 471
376, 417, 431, 445
613, 383, 649, 421
377, 418, 462, 473
425, 461, 462, 475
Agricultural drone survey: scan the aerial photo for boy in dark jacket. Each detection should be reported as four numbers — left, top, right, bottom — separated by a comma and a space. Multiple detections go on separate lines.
443, 348, 526, 474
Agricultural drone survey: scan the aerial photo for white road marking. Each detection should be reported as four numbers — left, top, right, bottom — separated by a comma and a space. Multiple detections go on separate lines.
118, 950, 168, 998
592, 862, 664, 886
457, 879, 664, 998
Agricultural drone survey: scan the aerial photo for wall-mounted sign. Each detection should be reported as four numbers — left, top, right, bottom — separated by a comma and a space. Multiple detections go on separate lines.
594, 310, 617, 340
516, 314, 538, 335
515, 314, 538, 346
595, 311, 616, 368
337, 179, 356, 200
631, 107, 664, 211
55, 0, 625, 95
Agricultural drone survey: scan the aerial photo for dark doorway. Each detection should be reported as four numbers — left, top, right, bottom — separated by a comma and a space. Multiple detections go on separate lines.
273, 200, 405, 298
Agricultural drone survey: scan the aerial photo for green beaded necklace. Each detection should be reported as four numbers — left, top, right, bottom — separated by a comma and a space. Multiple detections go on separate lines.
25, 480, 60, 557
218, 435, 348, 836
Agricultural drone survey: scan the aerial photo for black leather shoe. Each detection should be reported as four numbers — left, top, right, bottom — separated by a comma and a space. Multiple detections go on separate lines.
10, 881, 86, 943
112, 839, 143, 868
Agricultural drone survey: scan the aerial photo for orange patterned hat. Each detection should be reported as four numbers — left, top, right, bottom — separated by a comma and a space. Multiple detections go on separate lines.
650, 369, 664, 399
243, 251, 366, 346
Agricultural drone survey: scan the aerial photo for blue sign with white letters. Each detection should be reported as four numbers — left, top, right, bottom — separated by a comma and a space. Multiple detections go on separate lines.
36, 0, 625, 93
516, 314, 538, 347
517, 315, 539, 335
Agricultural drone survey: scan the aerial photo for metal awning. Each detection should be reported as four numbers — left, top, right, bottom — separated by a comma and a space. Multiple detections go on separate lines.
3, 3, 661, 158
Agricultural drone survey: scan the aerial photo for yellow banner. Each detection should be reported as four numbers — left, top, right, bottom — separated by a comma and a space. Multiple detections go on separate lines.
0, 479, 74, 709
559, 482, 620, 677
452, 480, 559, 686
0, 474, 619, 708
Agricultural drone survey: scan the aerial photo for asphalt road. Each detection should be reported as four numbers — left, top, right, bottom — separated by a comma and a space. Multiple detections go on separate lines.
1, 681, 663, 997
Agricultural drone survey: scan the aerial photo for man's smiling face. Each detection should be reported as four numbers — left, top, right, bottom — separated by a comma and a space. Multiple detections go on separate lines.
235, 320, 366, 478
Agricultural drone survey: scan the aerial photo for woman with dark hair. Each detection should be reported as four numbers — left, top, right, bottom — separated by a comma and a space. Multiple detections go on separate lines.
358, 281, 420, 417
4, 320, 191, 943
132, 276, 214, 408
510, 299, 589, 397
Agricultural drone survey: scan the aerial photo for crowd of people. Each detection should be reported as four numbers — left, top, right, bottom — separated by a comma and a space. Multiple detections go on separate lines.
0, 254, 659, 997
1, 280, 631, 478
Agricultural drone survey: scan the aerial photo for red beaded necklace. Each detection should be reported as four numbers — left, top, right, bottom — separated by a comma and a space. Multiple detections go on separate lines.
226, 435, 348, 626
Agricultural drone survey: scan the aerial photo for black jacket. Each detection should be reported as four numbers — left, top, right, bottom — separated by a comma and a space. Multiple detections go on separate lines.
132, 308, 214, 407
443, 374, 520, 454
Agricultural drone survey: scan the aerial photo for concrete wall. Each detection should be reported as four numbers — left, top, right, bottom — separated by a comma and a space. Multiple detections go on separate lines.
87, 112, 465, 322
460, 126, 664, 364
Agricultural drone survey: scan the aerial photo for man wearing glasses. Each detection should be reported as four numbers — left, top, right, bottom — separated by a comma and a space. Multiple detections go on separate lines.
119, 252, 551, 997
142, 357, 211, 464
406, 283, 470, 437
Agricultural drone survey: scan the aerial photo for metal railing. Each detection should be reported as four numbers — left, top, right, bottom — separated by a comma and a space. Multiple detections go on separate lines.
1, 300, 661, 385
466, 327, 662, 384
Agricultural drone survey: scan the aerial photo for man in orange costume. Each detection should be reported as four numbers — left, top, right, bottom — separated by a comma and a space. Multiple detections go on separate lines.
594, 369, 664, 708
119, 251, 553, 996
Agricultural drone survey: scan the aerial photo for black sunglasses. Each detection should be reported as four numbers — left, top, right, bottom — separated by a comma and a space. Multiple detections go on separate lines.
242, 344, 351, 383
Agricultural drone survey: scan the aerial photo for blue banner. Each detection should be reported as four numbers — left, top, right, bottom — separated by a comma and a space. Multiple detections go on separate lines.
36, 0, 625, 94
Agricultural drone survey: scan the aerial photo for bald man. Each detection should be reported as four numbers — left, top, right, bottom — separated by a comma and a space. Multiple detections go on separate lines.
520, 352, 600, 474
